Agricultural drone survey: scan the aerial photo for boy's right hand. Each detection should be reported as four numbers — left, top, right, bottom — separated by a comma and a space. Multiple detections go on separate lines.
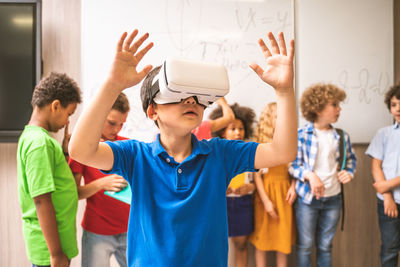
50, 252, 69, 267
306, 171, 325, 200
107, 29, 153, 91
100, 174, 128, 192
383, 193, 398, 218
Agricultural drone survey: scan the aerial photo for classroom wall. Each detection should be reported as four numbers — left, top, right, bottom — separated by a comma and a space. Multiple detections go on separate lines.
0, 1, 398, 267
0, 0, 83, 266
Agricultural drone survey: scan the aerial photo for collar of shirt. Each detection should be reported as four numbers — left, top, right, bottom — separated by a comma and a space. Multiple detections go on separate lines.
393, 121, 399, 129
305, 122, 340, 140
150, 133, 212, 163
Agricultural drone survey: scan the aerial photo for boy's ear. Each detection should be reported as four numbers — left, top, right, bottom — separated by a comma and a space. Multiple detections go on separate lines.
147, 103, 159, 121
50, 100, 61, 112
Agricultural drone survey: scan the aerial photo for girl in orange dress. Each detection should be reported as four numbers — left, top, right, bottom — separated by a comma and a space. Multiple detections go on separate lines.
249, 102, 297, 267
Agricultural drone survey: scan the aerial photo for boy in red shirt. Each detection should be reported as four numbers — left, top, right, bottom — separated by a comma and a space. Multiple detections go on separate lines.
69, 93, 130, 267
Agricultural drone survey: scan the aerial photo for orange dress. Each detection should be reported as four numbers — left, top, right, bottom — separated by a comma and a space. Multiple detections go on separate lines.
249, 164, 296, 254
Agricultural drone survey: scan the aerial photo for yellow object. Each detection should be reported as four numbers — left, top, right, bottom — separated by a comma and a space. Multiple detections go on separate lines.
249, 164, 296, 254
228, 173, 246, 189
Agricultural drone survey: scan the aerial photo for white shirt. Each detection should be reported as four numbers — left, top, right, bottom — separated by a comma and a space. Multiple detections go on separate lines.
314, 128, 341, 197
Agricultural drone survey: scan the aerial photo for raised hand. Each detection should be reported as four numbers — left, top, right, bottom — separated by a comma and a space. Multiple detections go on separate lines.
107, 29, 154, 90
250, 32, 294, 93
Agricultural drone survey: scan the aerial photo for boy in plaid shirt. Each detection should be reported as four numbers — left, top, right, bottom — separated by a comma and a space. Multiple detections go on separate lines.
289, 83, 356, 267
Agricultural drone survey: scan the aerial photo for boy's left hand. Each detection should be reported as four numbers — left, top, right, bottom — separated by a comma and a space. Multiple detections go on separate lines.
338, 170, 352, 184
250, 32, 294, 93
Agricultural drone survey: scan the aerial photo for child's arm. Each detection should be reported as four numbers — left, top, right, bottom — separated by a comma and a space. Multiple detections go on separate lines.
253, 171, 278, 219
73, 173, 127, 200
69, 30, 153, 170
285, 178, 297, 205
34, 193, 69, 267
371, 157, 398, 218
209, 97, 235, 133
251, 32, 297, 169
374, 177, 400, 194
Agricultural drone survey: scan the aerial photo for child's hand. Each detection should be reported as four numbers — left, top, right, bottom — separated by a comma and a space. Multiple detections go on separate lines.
107, 29, 153, 90
263, 199, 279, 220
374, 180, 391, 194
286, 184, 297, 205
234, 184, 256, 196
250, 32, 294, 93
215, 97, 228, 107
383, 194, 398, 218
100, 174, 128, 192
62, 123, 71, 155
338, 170, 352, 184
226, 187, 234, 195
50, 252, 69, 267
307, 172, 325, 200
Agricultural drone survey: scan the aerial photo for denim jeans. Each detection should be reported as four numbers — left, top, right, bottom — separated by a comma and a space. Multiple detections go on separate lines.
295, 194, 341, 267
377, 199, 400, 267
82, 229, 127, 267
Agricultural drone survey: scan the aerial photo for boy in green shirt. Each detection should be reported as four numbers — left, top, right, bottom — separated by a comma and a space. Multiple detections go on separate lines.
17, 72, 81, 267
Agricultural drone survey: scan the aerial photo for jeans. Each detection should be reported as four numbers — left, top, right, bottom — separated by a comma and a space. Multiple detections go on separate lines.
378, 199, 400, 267
295, 194, 341, 267
82, 229, 127, 267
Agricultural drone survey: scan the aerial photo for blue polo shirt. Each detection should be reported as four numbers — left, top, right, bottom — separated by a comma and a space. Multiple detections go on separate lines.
105, 134, 258, 266
366, 122, 400, 203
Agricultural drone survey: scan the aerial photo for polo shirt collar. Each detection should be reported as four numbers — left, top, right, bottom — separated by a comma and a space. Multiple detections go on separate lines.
394, 121, 400, 129
151, 133, 211, 158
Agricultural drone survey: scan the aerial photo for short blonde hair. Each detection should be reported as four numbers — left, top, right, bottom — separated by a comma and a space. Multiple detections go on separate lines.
300, 83, 346, 122
254, 102, 276, 143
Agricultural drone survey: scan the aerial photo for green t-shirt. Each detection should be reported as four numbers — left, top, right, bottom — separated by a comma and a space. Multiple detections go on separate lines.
17, 125, 78, 265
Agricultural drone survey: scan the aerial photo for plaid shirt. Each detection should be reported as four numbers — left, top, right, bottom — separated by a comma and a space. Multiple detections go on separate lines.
288, 123, 357, 204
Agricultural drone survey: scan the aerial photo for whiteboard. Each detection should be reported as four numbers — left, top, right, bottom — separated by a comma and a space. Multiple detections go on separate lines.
82, 0, 294, 142
295, 0, 394, 143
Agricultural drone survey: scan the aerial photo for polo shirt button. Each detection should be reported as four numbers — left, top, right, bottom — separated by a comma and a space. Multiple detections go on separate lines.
166, 158, 171, 163
178, 168, 182, 174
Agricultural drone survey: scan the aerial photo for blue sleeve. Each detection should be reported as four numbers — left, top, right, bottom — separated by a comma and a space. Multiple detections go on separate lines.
366, 128, 384, 160
214, 138, 258, 181
102, 139, 137, 183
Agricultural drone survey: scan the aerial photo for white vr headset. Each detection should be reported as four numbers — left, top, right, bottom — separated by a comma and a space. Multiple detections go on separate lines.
150, 57, 230, 107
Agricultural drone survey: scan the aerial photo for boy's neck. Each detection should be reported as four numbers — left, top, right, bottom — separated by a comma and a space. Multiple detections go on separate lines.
159, 131, 193, 163
314, 121, 331, 131
28, 107, 51, 131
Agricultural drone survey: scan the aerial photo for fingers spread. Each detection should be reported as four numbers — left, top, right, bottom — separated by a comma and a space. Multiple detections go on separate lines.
129, 32, 149, 54
124, 29, 139, 51
258, 38, 272, 59
117, 32, 128, 52
268, 32, 280, 54
278, 32, 287, 56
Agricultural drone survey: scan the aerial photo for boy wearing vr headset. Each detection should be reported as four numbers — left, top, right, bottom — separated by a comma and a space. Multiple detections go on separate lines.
69, 29, 297, 266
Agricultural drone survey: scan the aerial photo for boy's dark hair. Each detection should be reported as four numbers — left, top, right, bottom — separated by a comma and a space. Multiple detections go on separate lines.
209, 103, 255, 139
300, 83, 346, 122
140, 65, 161, 114
31, 72, 81, 108
112, 92, 130, 113
384, 84, 400, 110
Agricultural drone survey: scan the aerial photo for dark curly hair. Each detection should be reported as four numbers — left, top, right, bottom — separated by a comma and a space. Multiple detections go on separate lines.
384, 84, 400, 110
112, 92, 130, 113
209, 102, 255, 139
31, 72, 81, 108
300, 83, 346, 122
